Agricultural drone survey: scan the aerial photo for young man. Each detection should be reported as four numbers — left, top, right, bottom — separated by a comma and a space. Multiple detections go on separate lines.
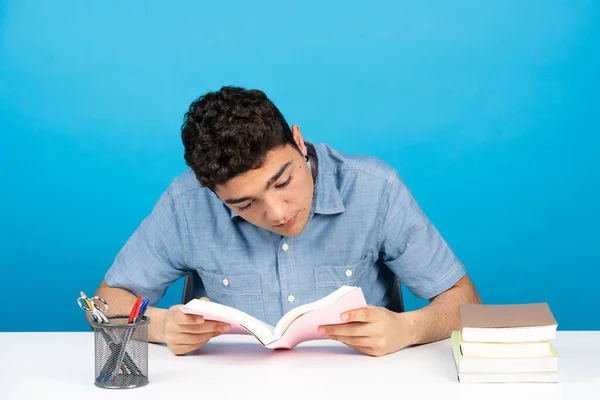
94, 86, 481, 357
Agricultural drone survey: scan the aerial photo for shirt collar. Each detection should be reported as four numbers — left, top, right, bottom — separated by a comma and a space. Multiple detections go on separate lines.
311, 143, 345, 215
228, 142, 345, 220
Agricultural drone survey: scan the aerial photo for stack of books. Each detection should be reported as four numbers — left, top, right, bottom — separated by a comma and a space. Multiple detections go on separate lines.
451, 302, 559, 383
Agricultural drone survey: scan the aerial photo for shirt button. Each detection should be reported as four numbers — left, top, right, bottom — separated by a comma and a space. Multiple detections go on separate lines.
345, 269, 353, 277
222, 278, 229, 287
288, 295, 295, 303
282, 243, 289, 252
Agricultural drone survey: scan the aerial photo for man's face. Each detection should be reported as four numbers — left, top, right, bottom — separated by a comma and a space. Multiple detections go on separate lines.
214, 127, 314, 237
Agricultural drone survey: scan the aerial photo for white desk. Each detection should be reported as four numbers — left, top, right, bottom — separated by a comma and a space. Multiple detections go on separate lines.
1, 331, 598, 400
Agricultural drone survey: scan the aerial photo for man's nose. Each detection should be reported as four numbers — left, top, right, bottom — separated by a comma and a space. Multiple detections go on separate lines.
264, 195, 287, 224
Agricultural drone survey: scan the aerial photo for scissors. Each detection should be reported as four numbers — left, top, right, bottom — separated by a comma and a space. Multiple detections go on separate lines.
78, 291, 109, 324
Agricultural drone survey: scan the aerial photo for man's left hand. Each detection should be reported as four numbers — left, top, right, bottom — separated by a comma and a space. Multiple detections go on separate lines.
317, 306, 410, 357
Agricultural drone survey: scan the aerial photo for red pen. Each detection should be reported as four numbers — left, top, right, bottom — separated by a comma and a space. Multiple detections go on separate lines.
127, 296, 143, 324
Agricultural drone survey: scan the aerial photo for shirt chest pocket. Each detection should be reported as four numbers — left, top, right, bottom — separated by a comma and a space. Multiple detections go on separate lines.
197, 269, 266, 322
313, 252, 373, 292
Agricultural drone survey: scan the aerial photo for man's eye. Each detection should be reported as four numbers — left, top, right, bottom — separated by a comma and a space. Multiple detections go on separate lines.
275, 176, 292, 188
238, 202, 253, 211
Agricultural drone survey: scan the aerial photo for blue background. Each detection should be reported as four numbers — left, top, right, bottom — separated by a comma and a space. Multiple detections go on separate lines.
1, 1, 598, 332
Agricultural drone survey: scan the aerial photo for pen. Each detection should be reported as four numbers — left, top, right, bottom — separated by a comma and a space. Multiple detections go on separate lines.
127, 296, 143, 324
134, 299, 149, 323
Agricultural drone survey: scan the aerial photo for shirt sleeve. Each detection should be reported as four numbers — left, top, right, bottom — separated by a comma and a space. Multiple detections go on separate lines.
104, 183, 189, 305
379, 171, 466, 299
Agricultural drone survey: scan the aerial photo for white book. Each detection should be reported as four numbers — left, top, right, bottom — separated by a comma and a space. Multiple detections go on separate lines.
458, 331, 554, 358
451, 331, 558, 374
457, 371, 559, 383
462, 325, 557, 344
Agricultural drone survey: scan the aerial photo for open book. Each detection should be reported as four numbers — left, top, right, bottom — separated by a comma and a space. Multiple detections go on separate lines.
180, 286, 367, 349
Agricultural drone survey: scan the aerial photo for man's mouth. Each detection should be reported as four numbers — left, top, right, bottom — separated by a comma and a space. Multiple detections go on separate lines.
276, 213, 298, 229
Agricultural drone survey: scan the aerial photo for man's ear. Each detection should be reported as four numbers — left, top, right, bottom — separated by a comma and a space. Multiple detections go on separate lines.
291, 124, 307, 156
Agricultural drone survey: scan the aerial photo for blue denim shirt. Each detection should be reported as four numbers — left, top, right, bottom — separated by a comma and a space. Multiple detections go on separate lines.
105, 143, 466, 326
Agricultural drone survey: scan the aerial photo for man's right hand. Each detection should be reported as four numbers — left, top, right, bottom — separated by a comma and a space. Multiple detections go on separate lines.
163, 297, 231, 355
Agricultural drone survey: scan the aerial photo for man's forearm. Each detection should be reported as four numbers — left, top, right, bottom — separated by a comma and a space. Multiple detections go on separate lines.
93, 280, 168, 344
402, 275, 481, 347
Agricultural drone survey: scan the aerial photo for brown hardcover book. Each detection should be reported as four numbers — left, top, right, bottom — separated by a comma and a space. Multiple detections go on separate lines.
459, 303, 558, 343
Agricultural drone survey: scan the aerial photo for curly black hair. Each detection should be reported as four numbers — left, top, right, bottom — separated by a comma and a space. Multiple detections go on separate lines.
181, 86, 299, 190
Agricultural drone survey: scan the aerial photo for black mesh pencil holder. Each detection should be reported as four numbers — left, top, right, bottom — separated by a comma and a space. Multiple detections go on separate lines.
90, 315, 150, 389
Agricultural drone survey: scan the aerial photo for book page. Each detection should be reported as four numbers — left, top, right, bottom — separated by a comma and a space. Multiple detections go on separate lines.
273, 286, 357, 337
180, 299, 276, 345
268, 286, 367, 349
